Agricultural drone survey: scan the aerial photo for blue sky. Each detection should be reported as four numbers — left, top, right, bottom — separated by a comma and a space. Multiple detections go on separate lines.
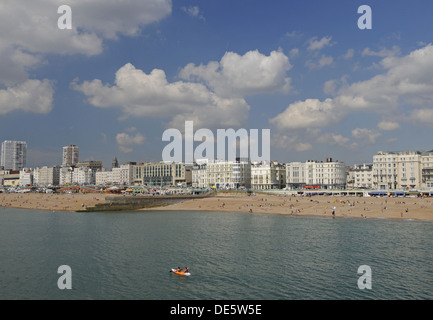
1, 0, 433, 169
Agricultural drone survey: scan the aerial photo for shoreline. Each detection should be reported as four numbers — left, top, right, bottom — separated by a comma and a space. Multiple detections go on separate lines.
0, 192, 108, 212
143, 193, 433, 221
1, 192, 433, 221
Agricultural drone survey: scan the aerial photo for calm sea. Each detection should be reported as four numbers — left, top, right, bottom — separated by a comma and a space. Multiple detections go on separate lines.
0, 207, 432, 300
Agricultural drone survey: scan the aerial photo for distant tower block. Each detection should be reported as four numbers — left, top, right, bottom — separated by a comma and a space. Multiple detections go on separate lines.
62, 145, 79, 167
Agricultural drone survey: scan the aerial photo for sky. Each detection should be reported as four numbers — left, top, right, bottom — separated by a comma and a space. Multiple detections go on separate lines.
1, 0, 433, 169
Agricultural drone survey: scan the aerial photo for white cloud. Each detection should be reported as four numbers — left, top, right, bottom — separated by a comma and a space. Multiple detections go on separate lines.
72, 63, 250, 129
361, 46, 400, 58
323, 79, 338, 95
181, 6, 205, 20
342, 48, 355, 59
0, 0, 172, 114
269, 98, 344, 130
307, 36, 333, 51
377, 121, 400, 131
305, 55, 333, 70
0, 79, 54, 115
271, 44, 433, 133
410, 109, 433, 127
271, 133, 312, 152
179, 50, 292, 97
317, 133, 356, 149
289, 48, 300, 58
352, 128, 381, 145
116, 132, 146, 153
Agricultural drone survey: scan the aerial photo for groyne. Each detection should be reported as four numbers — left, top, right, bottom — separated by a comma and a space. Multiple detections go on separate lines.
79, 192, 216, 212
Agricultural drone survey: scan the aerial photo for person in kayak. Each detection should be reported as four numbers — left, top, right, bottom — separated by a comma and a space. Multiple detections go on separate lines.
184, 267, 189, 273
177, 267, 182, 272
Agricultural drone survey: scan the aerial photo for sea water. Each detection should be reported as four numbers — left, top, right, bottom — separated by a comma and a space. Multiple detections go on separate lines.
0, 207, 432, 300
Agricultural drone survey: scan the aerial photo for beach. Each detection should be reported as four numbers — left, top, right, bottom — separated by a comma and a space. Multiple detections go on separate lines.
1, 191, 433, 220
0, 192, 107, 211
147, 193, 433, 221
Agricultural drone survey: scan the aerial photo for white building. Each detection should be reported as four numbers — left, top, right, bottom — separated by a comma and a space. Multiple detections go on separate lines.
422, 150, 433, 188
251, 161, 285, 190
62, 145, 79, 167
72, 167, 95, 185
19, 169, 33, 186
33, 166, 60, 186
193, 159, 251, 189
285, 162, 307, 189
134, 162, 192, 186
60, 166, 74, 185
286, 158, 347, 190
192, 161, 208, 188
96, 169, 111, 185
373, 150, 433, 190
96, 163, 135, 186
1, 140, 27, 171
347, 164, 373, 189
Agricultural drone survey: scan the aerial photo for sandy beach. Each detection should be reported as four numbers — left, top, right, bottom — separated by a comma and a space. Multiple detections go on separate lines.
0, 192, 107, 211
1, 191, 433, 220
148, 193, 433, 221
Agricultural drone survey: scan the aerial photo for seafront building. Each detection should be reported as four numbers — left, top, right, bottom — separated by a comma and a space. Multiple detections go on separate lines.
2, 142, 433, 191
193, 159, 251, 189
96, 162, 136, 186
19, 169, 33, 186
373, 150, 433, 190
62, 145, 79, 167
286, 158, 347, 190
421, 150, 433, 188
346, 164, 373, 189
1, 140, 27, 171
134, 162, 192, 186
2, 170, 20, 186
251, 161, 286, 190
33, 166, 60, 186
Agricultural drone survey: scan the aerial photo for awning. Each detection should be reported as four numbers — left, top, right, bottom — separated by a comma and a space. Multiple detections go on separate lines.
370, 191, 388, 195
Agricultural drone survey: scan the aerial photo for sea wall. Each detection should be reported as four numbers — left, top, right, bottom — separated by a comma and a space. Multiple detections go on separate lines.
80, 192, 216, 212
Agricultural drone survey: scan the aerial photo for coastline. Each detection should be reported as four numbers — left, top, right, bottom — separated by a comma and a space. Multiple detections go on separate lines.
0, 192, 107, 212
1, 191, 433, 221
142, 193, 433, 221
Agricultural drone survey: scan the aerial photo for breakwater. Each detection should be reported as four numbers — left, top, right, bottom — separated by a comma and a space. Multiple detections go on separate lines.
80, 192, 216, 212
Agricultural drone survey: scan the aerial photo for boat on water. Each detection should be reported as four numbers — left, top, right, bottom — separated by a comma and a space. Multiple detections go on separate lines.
171, 268, 191, 276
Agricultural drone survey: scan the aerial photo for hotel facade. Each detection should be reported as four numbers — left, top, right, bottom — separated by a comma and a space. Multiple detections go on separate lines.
373, 150, 433, 190
192, 159, 251, 189
286, 158, 347, 190
251, 161, 286, 190
346, 164, 373, 189
133, 162, 192, 186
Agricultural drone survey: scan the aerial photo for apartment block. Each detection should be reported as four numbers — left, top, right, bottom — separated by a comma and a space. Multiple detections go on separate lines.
33, 166, 61, 186
286, 158, 347, 190
1, 140, 27, 171
134, 162, 192, 186
347, 164, 373, 189
373, 151, 423, 190
251, 161, 285, 190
